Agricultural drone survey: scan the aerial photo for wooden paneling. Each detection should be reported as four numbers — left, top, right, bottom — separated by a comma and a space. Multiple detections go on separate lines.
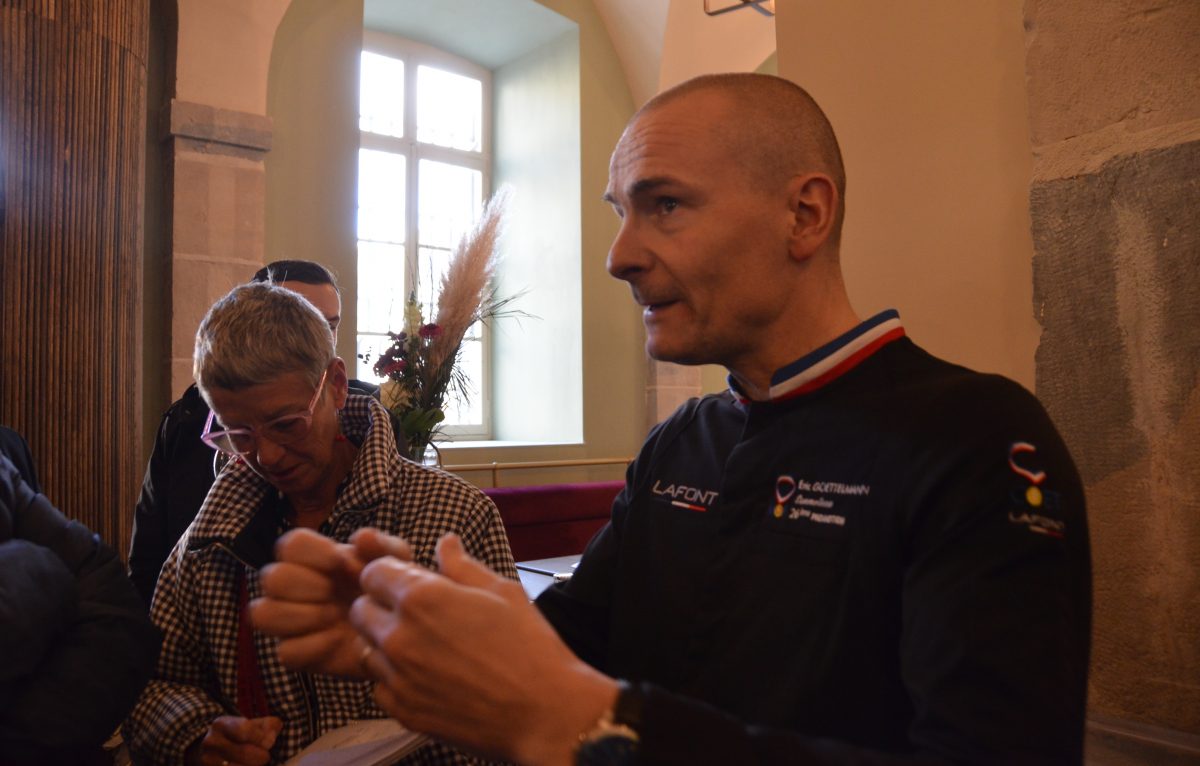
1, 0, 149, 559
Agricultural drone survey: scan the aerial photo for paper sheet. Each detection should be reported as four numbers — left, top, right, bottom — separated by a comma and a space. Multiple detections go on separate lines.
285, 719, 428, 766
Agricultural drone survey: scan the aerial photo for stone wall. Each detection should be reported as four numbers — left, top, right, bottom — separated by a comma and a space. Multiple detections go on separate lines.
164, 100, 272, 397
1023, 0, 1200, 748
157, 0, 290, 402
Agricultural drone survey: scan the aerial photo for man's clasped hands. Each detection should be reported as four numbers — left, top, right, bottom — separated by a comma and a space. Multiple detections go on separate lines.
249, 528, 618, 766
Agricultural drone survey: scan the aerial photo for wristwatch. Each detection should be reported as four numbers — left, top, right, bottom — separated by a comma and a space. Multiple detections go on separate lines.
574, 680, 645, 765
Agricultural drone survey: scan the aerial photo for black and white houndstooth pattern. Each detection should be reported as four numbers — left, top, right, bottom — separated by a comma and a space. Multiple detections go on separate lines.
123, 394, 517, 765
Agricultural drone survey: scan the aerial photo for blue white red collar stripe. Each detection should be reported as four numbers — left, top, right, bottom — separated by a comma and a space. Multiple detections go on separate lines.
730, 310, 905, 403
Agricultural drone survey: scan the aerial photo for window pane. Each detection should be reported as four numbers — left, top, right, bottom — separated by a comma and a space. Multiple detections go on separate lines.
357, 149, 406, 244
359, 52, 404, 138
355, 332, 391, 383
357, 240, 407, 334
416, 245, 451, 322
418, 159, 481, 251
464, 318, 482, 341
416, 65, 482, 151
443, 338, 483, 427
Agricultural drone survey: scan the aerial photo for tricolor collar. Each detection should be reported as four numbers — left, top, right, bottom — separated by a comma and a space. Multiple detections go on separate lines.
729, 310, 905, 404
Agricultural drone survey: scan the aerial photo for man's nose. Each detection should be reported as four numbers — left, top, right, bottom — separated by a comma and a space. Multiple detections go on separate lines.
606, 217, 650, 282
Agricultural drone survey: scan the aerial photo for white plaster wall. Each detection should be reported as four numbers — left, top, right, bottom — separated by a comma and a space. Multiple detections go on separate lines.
176, 0, 292, 113
493, 31, 584, 443
659, 0, 775, 91
591, 0, 669, 108
776, 0, 1039, 389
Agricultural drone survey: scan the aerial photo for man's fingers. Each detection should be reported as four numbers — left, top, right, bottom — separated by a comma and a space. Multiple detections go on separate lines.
373, 682, 412, 726
358, 557, 430, 608
436, 534, 505, 591
349, 585, 405, 648
350, 527, 413, 564
274, 627, 350, 671
275, 528, 360, 576
258, 561, 342, 602
249, 598, 342, 638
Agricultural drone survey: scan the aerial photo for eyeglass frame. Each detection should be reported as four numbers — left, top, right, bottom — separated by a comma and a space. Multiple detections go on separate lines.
200, 368, 330, 456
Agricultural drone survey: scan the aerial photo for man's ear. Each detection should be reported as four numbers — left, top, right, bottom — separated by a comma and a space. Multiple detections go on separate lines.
329, 357, 350, 409
786, 173, 838, 262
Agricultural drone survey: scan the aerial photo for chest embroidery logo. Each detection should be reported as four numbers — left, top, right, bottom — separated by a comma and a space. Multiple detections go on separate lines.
1007, 441, 1065, 538
651, 480, 718, 512
770, 475, 869, 526
773, 475, 797, 518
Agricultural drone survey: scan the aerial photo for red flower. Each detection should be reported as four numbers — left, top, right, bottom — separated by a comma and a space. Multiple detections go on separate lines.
383, 359, 407, 377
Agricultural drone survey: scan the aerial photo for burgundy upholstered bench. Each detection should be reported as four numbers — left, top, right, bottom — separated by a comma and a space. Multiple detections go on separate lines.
484, 480, 623, 561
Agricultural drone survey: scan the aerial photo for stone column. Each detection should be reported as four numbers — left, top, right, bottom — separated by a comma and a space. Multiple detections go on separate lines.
0, 0, 148, 556
1024, 0, 1200, 755
163, 100, 271, 398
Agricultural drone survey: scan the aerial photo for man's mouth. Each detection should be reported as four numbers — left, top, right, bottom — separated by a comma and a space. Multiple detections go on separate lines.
640, 297, 678, 313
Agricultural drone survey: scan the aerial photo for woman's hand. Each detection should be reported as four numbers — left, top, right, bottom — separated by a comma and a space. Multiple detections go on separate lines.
184, 716, 283, 766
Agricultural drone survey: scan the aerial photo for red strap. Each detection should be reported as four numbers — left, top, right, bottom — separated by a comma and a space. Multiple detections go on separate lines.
236, 571, 272, 719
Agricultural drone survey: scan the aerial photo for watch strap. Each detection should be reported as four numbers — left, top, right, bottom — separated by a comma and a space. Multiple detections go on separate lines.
612, 679, 646, 730
574, 680, 642, 765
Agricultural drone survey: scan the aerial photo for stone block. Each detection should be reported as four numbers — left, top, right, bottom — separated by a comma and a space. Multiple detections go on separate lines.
172, 157, 211, 255
1031, 139, 1200, 732
172, 152, 266, 262
1032, 139, 1200, 483
168, 99, 273, 152
1024, 0, 1200, 146
169, 256, 256, 360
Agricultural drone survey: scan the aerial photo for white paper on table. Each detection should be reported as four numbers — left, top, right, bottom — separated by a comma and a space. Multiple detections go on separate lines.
285, 719, 429, 766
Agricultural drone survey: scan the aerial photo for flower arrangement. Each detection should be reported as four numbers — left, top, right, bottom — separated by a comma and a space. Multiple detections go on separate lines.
364, 190, 516, 463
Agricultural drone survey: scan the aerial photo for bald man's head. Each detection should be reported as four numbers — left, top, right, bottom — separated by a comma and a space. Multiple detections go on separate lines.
635, 74, 847, 241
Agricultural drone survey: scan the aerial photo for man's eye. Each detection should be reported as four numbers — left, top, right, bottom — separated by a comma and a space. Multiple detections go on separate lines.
657, 197, 679, 215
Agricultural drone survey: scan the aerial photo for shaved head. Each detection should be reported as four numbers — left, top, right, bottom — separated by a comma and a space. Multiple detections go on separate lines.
635, 74, 847, 240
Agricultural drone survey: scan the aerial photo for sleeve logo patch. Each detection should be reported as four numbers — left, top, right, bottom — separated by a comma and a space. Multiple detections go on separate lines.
1007, 442, 1066, 539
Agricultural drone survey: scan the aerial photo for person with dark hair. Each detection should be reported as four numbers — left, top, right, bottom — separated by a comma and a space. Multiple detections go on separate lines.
124, 283, 514, 764
252, 74, 1091, 765
0, 434, 159, 765
128, 259, 404, 608
250, 259, 339, 290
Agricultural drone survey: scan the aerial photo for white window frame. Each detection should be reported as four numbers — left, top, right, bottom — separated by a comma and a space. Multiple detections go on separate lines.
359, 31, 494, 439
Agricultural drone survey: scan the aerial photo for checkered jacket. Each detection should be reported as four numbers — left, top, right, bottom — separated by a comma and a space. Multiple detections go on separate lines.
123, 395, 517, 764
